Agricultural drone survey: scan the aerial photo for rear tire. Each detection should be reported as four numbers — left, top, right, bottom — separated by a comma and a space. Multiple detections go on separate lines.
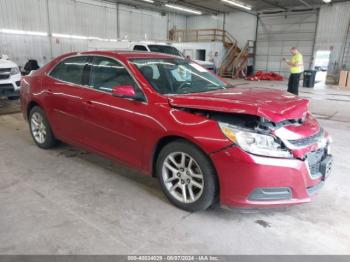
29, 106, 57, 149
156, 140, 218, 212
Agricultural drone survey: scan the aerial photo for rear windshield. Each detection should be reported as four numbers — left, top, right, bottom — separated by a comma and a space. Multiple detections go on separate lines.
148, 45, 183, 57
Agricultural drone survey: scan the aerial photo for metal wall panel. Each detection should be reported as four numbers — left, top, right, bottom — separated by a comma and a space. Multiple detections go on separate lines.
224, 12, 257, 47
186, 15, 224, 30
256, 11, 318, 77
314, 2, 350, 74
0, 0, 186, 66
168, 13, 187, 30
186, 12, 257, 47
0, 0, 49, 66
0, 34, 50, 66
118, 5, 168, 41
0, 0, 48, 31
48, 0, 118, 37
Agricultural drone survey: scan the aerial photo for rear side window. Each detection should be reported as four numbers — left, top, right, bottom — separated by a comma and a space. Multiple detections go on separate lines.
50, 56, 89, 85
133, 45, 148, 51
90, 56, 137, 93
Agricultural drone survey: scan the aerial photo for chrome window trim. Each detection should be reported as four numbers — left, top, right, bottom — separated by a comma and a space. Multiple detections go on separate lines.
46, 53, 148, 104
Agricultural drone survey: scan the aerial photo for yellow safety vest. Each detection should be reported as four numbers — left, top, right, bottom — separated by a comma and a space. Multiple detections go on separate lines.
290, 53, 304, 74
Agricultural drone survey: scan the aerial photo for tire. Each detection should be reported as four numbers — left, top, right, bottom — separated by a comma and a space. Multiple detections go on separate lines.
29, 106, 57, 149
156, 140, 218, 212
8, 96, 19, 100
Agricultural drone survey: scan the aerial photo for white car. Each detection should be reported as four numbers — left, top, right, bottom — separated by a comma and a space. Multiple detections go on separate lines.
0, 58, 21, 100
130, 42, 215, 71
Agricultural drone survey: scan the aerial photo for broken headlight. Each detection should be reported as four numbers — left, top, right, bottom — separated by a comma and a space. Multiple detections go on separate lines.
219, 122, 292, 158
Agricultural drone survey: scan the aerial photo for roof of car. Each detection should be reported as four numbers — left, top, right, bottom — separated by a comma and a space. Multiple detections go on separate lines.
80, 50, 181, 60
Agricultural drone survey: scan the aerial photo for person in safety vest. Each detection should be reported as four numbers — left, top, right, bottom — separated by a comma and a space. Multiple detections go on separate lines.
283, 47, 304, 95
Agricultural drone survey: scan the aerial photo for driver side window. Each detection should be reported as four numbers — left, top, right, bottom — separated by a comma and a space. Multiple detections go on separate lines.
90, 56, 137, 93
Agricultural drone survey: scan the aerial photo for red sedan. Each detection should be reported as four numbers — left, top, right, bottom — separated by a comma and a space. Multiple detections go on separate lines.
20, 51, 333, 211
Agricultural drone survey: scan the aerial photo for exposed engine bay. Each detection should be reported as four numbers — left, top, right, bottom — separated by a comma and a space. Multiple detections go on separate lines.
183, 108, 305, 133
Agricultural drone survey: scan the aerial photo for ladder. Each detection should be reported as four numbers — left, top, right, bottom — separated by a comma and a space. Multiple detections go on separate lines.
170, 28, 256, 79
219, 40, 256, 79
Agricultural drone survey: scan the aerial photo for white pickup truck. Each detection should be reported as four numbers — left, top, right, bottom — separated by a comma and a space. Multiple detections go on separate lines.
87, 40, 215, 71
0, 57, 21, 100
130, 42, 215, 71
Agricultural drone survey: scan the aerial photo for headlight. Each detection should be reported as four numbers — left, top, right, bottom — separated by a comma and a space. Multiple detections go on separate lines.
10, 67, 20, 75
219, 122, 292, 158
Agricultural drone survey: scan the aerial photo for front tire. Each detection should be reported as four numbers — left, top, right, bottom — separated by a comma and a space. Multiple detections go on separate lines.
156, 140, 218, 212
29, 106, 57, 149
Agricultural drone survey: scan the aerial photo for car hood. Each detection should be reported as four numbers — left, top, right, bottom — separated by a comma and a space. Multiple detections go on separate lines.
168, 87, 309, 122
0, 59, 17, 69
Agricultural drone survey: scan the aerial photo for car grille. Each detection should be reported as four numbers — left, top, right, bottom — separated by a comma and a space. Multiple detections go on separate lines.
0, 84, 15, 95
0, 68, 11, 80
288, 128, 324, 147
306, 148, 326, 178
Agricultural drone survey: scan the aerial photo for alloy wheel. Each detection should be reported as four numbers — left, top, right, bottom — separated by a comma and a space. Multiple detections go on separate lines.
30, 112, 47, 144
162, 152, 204, 204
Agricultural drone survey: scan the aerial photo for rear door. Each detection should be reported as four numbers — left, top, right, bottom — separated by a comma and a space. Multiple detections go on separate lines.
81, 56, 150, 169
44, 56, 90, 143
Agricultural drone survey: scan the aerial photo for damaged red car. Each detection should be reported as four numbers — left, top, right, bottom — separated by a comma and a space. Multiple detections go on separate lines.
20, 51, 333, 212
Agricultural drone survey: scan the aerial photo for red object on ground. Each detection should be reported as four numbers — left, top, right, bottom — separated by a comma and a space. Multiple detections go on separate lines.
247, 71, 284, 81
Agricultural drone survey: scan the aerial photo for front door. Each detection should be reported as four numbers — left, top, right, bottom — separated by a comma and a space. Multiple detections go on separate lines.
81, 56, 150, 169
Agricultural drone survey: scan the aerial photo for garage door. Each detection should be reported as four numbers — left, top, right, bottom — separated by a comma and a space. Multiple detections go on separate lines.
342, 24, 350, 70
256, 11, 318, 77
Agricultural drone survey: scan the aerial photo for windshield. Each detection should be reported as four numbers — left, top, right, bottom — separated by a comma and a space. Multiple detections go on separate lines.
148, 45, 183, 57
130, 58, 229, 95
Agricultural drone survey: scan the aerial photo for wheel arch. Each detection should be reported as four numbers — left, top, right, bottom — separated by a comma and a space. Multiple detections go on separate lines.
27, 100, 42, 120
151, 135, 219, 181
151, 135, 220, 209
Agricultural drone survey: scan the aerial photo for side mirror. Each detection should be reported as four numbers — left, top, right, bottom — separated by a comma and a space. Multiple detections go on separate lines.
112, 85, 144, 101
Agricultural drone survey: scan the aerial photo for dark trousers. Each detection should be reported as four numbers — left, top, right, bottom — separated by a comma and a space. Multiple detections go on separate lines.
288, 73, 301, 95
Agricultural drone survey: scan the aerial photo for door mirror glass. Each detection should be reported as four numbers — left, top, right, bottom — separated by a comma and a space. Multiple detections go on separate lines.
112, 85, 137, 99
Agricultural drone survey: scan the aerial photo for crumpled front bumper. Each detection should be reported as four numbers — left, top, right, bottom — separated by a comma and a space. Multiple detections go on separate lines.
211, 144, 332, 209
